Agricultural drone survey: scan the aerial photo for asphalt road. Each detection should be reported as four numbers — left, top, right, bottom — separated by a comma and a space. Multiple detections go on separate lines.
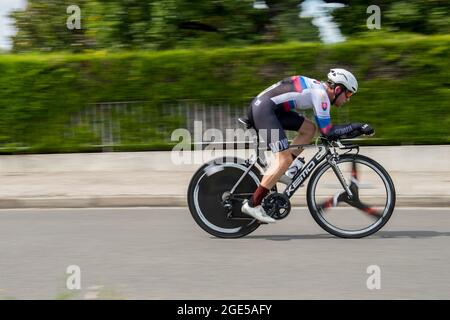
0, 207, 449, 300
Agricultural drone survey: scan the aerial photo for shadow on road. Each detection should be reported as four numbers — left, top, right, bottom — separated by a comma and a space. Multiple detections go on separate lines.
243, 231, 450, 241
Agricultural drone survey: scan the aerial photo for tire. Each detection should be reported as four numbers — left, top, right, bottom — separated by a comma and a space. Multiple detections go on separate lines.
306, 154, 396, 238
187, 157, 265, 238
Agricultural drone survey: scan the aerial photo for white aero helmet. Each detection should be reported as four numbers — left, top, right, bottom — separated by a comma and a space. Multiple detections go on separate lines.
327, 68, 358, 93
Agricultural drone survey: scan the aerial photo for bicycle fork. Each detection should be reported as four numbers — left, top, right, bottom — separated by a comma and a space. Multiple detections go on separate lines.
329, 156, 353, 199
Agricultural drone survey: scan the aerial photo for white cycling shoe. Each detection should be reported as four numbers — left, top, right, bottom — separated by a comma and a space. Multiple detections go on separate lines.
241, 200, 276, 224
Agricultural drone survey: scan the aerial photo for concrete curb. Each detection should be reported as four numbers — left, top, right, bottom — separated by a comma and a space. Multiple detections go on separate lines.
1, 147, 448, 209
0, 195, 448, 209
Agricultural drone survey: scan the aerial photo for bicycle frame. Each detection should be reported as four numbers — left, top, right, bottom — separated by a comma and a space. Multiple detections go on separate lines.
229, 137, 359, 200
190, 130, 394, 238
284, 144, 328, 198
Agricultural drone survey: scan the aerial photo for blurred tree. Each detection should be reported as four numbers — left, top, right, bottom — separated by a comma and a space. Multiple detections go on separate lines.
258, 0, 319, 42
329, 0, 450, 36
8, 0, 323, 52
155, 0, 270, 48
9, 0, 450, 52
83, 0, 159, 50
10, 0, 92, 52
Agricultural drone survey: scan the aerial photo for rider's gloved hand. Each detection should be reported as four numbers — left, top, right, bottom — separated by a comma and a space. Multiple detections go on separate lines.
359, 123, 375, 136
326, 123, 361, 140
326, 123, 375, 140
340, 130, 361, 139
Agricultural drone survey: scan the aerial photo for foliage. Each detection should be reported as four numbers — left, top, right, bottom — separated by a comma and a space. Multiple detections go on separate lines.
0, 35, 448, 153
10, 0, 278, 52
10, 0, 449, 53
331, 0, 450, 36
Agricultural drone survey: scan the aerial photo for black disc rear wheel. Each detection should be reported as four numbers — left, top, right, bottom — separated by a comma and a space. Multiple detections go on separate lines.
187, 157, 264, 238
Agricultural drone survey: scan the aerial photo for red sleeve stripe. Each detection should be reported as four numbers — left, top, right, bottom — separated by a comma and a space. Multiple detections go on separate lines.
320, 123, 332, 135
291, 76, 303, 92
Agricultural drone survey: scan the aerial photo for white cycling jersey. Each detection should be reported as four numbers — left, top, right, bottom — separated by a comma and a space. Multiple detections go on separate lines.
258, 76, 332, 134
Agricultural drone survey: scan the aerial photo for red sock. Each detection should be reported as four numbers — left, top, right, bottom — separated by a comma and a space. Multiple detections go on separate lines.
249, 185, 270, 207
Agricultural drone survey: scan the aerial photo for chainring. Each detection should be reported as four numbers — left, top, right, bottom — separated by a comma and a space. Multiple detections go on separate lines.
262, 192, 291, 220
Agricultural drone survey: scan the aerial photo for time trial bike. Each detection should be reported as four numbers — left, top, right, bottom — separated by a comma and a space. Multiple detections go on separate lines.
187, 117, 396, 238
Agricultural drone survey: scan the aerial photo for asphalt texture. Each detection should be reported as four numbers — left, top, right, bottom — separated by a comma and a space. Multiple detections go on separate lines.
0, 207, 449, 299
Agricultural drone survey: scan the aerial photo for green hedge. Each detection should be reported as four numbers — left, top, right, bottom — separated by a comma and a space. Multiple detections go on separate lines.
0, 34, 449, 153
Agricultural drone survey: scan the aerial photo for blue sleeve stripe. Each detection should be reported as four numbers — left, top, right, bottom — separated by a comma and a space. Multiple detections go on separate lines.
315, 116, 331, 129
289, 100, 296, 110
300, 76, 308, 89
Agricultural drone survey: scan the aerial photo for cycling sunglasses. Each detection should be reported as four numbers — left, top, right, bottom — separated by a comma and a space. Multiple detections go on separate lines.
336, 85, 353, 99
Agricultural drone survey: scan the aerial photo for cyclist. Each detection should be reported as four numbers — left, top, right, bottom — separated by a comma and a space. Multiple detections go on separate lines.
242, 68, 374, 223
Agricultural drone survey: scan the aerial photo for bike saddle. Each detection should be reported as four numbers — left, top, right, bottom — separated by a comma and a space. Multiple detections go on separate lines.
238, 117, 254, 129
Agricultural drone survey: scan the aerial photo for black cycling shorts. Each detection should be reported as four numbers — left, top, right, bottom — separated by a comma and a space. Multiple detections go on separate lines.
248, 97, 305, 153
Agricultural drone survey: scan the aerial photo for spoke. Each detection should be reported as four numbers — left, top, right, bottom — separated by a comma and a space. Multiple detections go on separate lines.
351, 160, 359, 181
321, 181, 382, 219
349, 199, 383, 219
318, 192, 345, 211
318, 197, 334, 211
348, 162, 383, 219
360, 203, 383, 219
364, 207, 383, 218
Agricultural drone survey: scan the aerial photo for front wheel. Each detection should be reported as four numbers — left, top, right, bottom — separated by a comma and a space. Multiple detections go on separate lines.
306, 154, 396, 238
